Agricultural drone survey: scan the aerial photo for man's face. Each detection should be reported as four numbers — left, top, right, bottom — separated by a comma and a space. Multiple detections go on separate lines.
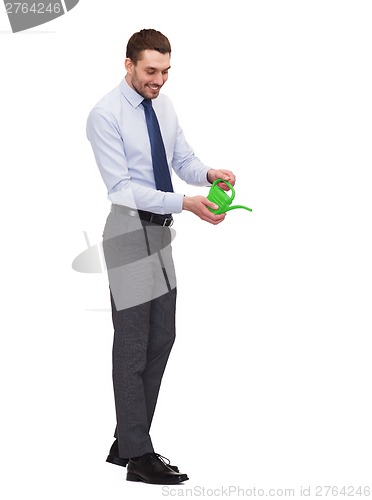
125, 49, 171, 99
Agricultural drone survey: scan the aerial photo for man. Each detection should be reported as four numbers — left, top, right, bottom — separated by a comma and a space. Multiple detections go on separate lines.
86, 29, 236, 485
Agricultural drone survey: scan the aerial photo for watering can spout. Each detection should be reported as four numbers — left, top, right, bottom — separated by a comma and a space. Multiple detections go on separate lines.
226, 204, 253, 213
207, 179, 253, 214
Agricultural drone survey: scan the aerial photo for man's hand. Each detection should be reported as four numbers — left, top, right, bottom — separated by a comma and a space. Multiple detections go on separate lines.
207, 169, 236, 191
182, 195, 226, 225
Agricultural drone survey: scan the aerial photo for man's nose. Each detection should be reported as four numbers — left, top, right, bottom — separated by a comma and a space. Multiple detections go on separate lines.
153, 73, 164, 86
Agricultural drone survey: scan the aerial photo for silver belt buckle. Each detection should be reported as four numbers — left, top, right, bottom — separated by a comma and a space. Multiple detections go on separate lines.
163, 217, 173, 227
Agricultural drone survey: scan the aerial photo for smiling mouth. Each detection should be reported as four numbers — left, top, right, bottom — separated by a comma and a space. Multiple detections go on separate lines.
147, 84, 161, 91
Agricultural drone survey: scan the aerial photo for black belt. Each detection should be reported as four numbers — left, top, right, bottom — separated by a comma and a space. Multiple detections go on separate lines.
111, 204, 174, 227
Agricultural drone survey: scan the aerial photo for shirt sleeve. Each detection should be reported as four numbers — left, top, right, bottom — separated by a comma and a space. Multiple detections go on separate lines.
86, 107, 184, 214
171, 122, 212, 187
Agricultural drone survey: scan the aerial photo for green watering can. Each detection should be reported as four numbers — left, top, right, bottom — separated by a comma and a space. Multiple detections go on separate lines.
207, 179, 253, 215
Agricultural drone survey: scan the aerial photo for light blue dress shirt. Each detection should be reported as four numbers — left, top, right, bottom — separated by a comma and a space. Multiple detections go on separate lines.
86, 79, 211, 214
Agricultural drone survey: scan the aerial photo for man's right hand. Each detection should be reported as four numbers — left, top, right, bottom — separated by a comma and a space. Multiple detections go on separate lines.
182, 196, 226, 225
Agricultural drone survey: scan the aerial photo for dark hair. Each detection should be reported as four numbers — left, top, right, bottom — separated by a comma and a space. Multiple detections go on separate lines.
126, 29, 171, 64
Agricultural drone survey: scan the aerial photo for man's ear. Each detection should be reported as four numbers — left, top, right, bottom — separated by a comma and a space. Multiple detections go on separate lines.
125, 58, 134, 74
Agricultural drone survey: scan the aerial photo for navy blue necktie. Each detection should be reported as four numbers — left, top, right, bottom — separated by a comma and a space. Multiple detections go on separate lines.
142, 99, 174, 193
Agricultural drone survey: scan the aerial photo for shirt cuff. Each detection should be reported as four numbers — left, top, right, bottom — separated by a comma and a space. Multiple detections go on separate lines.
204, 168, 212, 186
164, 192, 185, 214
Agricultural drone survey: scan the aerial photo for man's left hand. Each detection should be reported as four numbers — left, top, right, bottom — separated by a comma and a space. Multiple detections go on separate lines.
207, 169, 236, 190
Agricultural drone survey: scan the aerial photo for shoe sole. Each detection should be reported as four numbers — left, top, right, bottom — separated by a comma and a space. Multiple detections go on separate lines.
126, 472, 189, 485
107, 455, 179, 473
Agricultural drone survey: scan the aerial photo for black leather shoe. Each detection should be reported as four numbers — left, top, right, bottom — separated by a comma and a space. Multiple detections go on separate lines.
106, 440, 179, 472
126, 453, 188, 485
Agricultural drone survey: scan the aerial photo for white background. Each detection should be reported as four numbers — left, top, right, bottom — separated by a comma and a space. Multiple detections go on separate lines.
1, 1, 371, 498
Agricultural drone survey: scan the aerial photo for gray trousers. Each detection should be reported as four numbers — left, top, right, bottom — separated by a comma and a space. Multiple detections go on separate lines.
102, 206, 177, 458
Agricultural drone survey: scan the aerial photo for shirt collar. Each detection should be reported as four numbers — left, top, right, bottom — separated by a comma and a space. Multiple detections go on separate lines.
119, 78, 144, 109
